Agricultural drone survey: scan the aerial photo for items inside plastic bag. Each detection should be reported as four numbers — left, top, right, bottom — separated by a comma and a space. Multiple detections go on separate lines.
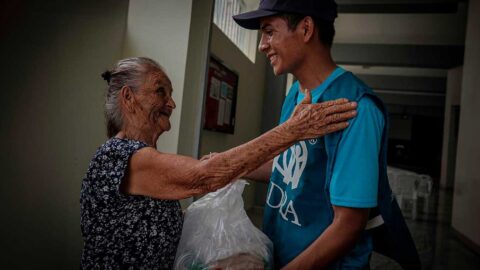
174, 180, 273, 270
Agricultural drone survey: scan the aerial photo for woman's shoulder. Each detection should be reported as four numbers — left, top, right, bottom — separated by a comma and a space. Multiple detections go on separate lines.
84, 138, 150, 183
102, 138, 148, 154
89, 138, 149, 165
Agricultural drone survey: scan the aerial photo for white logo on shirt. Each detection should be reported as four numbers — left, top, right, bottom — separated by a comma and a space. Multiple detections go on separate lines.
266, 141, 308, 227
273, 141, 308, 189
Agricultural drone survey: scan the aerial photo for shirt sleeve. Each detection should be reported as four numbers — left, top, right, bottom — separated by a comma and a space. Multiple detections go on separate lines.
329, 96, 385, 208
92, 139, 148, 200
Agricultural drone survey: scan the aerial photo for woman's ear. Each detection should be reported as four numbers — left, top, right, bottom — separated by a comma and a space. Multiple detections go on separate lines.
120, 86, 135, 113
302, 16, 315, 43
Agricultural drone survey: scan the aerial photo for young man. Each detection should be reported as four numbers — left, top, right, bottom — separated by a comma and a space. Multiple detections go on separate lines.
234, 0, 420, 269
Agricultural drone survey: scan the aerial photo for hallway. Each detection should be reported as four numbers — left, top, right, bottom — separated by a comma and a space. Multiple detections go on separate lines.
371, 188, 480, 269
247, 187, 480, 269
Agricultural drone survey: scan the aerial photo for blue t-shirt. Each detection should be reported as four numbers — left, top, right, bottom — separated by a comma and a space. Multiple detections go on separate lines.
296, 91, 383, 208
263, 67, 384, 268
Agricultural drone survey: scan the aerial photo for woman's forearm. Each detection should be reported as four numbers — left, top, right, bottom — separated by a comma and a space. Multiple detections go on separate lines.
124, 124, 295, 200
196, 122, 296, 192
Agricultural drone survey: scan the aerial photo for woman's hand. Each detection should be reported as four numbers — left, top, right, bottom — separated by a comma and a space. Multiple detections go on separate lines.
285, 89, 357, 141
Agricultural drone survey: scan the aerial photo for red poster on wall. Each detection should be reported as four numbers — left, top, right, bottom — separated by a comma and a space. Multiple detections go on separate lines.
203, 56, 239, 134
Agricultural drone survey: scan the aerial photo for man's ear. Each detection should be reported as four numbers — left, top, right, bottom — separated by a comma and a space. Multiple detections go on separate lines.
120, 86, 135, 113
301, 16, 315, 43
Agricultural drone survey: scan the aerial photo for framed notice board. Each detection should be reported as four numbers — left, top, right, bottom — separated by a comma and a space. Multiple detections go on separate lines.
203, 56, 238, 134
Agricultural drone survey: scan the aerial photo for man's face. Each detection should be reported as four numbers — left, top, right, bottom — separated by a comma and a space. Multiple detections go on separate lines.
258, 16, 304, 75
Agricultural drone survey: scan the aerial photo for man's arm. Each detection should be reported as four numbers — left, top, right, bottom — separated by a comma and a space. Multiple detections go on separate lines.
243, 159, 273, 183
283, 97, 384, 269
282, 206, 369, 270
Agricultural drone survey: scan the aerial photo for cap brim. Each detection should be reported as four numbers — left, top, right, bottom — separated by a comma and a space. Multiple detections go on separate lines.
233, 9, 279, 30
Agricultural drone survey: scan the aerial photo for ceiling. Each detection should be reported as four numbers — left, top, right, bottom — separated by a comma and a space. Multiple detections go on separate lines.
332, 0, 468, 110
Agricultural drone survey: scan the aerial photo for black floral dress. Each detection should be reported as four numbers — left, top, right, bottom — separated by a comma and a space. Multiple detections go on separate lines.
80, 138, 183, 269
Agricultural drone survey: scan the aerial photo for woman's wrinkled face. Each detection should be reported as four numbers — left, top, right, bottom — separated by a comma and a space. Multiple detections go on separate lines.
135, 69, 176, 134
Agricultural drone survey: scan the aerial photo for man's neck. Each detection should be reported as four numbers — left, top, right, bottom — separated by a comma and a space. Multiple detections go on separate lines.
293, 48, 337, 93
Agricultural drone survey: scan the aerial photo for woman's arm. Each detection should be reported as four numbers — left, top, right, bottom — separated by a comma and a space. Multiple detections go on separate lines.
122, 94, 357, 200
199, 155, 273, 183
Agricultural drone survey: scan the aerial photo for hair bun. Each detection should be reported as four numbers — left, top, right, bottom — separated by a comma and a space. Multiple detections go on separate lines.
101, 70, 112, 83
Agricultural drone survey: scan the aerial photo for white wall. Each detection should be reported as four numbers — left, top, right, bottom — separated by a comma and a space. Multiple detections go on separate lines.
342, 65, 447, 77
440, 66, 462, 189
123, 0, 193, 154
200, 25, 268, 209
0, 1, 129, 268
452, 0, 480, 248
335, 3, 467, 45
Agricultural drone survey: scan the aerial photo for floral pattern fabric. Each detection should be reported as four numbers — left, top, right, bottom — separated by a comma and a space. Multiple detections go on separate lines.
80, 138, 183, 269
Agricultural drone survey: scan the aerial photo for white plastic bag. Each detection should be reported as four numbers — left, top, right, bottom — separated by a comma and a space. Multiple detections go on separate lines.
174, 180, 273, 270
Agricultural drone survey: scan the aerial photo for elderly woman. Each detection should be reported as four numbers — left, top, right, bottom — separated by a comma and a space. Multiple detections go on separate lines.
80, 57, 357, 269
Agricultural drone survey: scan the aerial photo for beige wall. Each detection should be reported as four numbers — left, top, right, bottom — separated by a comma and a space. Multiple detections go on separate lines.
452, 0, 480, 247
200, 25, 267, 209
178, 0, 214, 158
0, 0, 266, 267
123, 0, 193, 154
0, 1, 129, 268
177, 0, 215, 208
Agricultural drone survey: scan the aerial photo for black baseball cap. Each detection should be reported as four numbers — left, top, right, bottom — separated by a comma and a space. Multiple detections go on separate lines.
233, 0, 337, 30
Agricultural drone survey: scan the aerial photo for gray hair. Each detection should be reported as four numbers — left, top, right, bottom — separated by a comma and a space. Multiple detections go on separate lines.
101, 57, 164, 137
